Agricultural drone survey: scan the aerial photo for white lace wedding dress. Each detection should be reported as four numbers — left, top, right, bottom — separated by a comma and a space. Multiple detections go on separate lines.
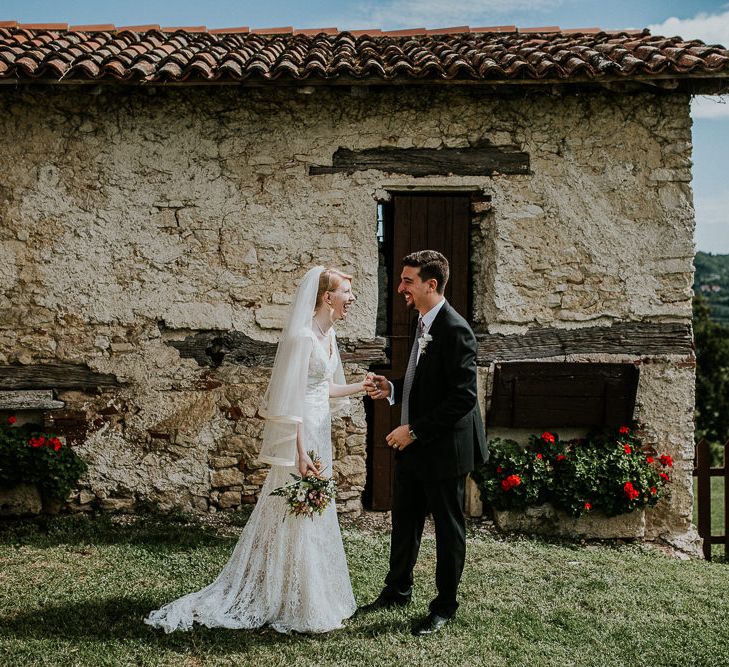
145, 329, 356, 634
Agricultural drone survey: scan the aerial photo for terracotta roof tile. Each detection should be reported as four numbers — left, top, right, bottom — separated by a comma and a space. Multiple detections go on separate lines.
471, 25, 516, 33
18, 22, 68, 30
294, 28, 338, 35
348, 29, 382, 37
251, 26, 293, 35
117, 24, 160, 32
427, 26, 469, 35
209, 26, 249, 34
162, 26, 207, 33
383, 28, 427, 36
520, 26, 561, 33
561, 27, 601, 35
0, 25, 727, 84
69, 24, 115, 31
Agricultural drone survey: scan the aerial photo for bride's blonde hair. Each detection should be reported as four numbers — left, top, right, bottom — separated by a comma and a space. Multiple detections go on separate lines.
315, 268, 353, 310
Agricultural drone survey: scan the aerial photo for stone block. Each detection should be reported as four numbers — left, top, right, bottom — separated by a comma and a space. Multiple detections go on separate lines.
99, 497, 135, 512
211, 468, 245, 488
0, 484, 42, 516
255, 305, 289, 330
218, 490, 242, 508
210, 456, 239, 469
334, 455, 366, 487
78, 490, 96, 505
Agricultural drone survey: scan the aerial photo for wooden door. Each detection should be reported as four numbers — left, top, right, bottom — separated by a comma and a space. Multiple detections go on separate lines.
368, 193, 471, 510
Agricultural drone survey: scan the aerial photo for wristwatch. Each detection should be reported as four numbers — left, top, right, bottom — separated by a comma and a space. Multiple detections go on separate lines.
408, 427, 417, 441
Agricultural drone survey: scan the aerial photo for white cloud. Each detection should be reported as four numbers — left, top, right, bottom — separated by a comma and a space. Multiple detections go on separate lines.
647, 9, 729, 46
692, 95, 729, 118
695, 193, 729, 254
338, 0, 565, 31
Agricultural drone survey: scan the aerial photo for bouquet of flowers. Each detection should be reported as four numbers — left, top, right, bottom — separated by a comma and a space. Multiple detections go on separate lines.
270, 450, 337, 519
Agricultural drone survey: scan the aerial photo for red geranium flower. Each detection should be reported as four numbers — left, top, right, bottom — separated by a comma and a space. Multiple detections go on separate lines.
501, 474, 522, 491
7, 415, 17, 424
660, 472, 670, 482
619, 426, 630, 435
495, 466, 503, 474
659, 454, 673, 467
646, 456, 654, 464
623, 481, 639, 500
541, 432, 555, 444
536, 453, 543, 460
584, 502, 592, 511
650, 487, 657, 495
556, 454, 566, 462
623, 444, 632, 454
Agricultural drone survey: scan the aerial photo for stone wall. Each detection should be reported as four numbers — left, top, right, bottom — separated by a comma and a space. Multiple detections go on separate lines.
0, 85, 696, 543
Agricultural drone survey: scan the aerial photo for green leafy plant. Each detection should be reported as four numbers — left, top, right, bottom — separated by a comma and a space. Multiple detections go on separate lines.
0, 415, 87, 501
474, 425, 673, 518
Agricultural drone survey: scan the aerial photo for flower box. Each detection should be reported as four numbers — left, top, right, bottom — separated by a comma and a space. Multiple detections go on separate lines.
492, 503, 646, 539
474, 425, 674, 536
0, 483, 43, 516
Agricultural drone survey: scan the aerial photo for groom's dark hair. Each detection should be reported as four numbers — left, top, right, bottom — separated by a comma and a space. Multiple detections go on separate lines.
402, 250, 449, 294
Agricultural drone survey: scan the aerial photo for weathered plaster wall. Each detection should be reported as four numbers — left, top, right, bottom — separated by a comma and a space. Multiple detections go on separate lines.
0, 86, 696, 545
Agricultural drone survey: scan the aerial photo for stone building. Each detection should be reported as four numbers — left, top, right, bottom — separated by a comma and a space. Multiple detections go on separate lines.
1, 23, 728, 553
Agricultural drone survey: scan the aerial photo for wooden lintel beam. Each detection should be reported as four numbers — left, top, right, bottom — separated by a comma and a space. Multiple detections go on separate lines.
309, 145, 530, 176
0, 363, 123, 391
166, 331, 387, 367
475, 321, 693, 363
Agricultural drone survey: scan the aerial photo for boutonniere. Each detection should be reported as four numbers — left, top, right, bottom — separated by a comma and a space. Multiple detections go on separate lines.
418, 333, 433, 354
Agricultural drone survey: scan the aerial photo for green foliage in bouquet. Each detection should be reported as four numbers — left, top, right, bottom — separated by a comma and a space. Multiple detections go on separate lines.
0, 416, 87, 501
474, 425, 673, 518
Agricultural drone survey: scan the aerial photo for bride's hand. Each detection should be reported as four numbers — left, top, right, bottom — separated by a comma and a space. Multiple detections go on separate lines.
297, 451, 320, 478
361, 372, 375, 394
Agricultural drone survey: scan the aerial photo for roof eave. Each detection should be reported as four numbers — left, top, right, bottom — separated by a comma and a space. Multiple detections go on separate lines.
1, 71, 728, 94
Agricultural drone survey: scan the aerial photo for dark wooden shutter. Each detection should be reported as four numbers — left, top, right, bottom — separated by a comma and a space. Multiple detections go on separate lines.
487, 362, 640, 428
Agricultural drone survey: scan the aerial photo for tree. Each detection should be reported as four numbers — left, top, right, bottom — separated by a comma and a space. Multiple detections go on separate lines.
693, 295, 729, 463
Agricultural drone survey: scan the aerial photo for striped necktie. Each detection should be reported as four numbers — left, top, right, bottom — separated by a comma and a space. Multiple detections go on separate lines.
400, 317, 424, 426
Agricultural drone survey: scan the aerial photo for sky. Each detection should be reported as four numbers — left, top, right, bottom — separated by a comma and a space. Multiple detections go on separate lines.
2, 0, 728, 253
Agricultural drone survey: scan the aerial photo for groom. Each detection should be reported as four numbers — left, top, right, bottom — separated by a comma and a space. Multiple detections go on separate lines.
363, 250, 487, 636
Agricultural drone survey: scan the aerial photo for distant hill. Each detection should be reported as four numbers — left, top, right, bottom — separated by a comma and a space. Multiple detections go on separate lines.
694, 252, 729, 324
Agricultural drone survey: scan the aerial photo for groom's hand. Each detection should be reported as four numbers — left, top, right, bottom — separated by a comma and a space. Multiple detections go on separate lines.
364, 374, 390, 400
385, 425, 414, 451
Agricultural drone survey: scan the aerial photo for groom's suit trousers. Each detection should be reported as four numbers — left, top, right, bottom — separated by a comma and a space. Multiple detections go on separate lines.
384, 463, 466, 617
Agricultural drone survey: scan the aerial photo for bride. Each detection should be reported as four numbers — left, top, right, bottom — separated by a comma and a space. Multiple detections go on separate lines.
145, 266, 368, 634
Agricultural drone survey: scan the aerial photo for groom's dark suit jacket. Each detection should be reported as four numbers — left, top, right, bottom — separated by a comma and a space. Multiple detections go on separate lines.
392, 300, 488, 480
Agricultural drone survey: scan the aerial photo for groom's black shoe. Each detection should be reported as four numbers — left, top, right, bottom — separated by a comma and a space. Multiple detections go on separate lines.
356, 595, 411, 615
411, 613, 451, 636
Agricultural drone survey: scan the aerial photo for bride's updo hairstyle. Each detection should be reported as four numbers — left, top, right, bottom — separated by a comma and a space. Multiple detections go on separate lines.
315, 268, 353, 310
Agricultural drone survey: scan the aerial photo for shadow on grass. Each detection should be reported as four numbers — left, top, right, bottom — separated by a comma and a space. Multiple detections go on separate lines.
0, 511, 249, 551
0, 595, 411, 648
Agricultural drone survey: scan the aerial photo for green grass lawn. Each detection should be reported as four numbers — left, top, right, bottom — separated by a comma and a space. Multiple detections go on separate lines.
693, 476, 726, 561
1, 512, 729, 667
